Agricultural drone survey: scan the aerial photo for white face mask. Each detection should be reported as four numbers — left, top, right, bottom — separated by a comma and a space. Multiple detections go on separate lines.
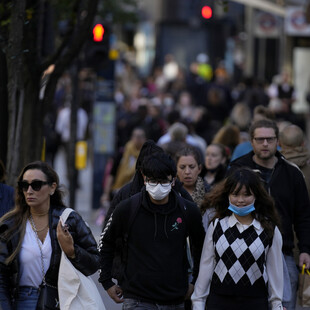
146, 183, 172, 201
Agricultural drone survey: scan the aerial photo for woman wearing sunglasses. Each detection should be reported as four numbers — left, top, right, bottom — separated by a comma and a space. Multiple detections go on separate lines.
0, 161, 99, 310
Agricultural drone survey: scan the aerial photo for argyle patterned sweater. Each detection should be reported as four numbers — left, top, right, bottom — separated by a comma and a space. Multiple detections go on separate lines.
210, 217, 273, 297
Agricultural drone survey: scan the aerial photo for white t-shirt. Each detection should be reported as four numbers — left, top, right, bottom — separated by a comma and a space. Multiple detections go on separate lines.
19, 220, 52, 287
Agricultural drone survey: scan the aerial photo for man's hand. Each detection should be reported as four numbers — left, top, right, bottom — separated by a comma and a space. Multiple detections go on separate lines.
299, 252, 310, 269
185, 283, 194, 300
107, 285, 123, 303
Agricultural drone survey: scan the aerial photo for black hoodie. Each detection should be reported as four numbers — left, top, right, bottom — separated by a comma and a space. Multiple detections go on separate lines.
99, 188, 205, 305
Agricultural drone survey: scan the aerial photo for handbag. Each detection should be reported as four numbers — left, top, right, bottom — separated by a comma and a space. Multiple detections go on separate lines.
58, 208, 106, 310
298, 264, 310, 307
36, 283, 59, 310
29, 215, 60, 310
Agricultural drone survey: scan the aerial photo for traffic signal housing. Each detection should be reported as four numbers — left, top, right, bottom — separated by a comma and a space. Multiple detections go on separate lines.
85, 23, 111, 70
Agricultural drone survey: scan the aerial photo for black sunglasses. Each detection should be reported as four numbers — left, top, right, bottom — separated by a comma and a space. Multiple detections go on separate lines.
18, 180, 49, 191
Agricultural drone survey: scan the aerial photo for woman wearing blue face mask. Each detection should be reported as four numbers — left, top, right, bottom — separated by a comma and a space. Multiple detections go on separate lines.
192, 167, 285, 310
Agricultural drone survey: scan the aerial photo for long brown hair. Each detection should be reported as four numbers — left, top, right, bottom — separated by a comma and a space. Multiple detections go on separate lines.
201, 167, 281, 237
0, 161, 66, 264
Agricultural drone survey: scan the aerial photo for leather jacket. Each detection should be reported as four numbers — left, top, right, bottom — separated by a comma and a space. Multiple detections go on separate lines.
0, 206, 99, 309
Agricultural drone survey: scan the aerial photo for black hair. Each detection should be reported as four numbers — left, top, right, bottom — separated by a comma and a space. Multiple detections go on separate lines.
201, 167, 281, 238
142, 153, 177, 180
135, 140, 164, 170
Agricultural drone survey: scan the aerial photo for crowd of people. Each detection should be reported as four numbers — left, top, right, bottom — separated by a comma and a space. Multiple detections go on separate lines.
0, 53, 310, 310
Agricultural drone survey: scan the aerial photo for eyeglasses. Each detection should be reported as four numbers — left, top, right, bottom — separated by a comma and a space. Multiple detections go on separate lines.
146, 178, 173, 187
18, 180, 49, 191
253, 137, 277, 144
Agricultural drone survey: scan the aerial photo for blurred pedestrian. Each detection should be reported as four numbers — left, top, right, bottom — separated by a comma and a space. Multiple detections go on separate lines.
161, 122, 191, 161
101, 127, 146, 206
0, 161, 99, 309
279, 124, 310, 197
230, 119, 310, 310
55, 103, 88, 187
192, 167, 284, 310
99, 152, 205, 309
212, 124, 240, 155
204, 143, 228, 193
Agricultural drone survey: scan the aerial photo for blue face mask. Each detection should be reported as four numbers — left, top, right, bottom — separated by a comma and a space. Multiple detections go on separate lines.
228, 200, 255, 216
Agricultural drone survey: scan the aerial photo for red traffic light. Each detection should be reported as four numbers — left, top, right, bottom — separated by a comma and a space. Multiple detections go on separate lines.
93, 24, 105, 42
201, 6, 212, 19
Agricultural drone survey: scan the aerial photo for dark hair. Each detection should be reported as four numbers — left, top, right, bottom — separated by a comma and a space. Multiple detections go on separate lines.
0, 161, 66, 263
249, 119, 279, 140
175, 146, 202, 166
135, 140, 164, 170
201, 167, 280, 237
15, 161, 65, 208
130, 140, 164, 194
142, 153, 177, 180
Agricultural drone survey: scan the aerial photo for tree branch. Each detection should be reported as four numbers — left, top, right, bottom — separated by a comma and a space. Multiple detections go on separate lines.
42, 0, 99, 109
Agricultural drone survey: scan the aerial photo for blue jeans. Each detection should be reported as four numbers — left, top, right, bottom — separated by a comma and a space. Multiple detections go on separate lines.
283, 255, 299, 310
16, 286, 40, 310
123, 298, 185, 310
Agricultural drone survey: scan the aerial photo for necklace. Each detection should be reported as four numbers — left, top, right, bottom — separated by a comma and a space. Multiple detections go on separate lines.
29, 215, 49, 233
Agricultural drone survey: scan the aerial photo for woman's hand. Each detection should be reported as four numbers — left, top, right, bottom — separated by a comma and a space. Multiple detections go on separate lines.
57, 219, 75, 259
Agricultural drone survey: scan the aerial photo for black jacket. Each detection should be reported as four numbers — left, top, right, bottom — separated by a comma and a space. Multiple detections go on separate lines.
0, 206, 99, 310
99, 188, 205, 305
230, 151, 310, 255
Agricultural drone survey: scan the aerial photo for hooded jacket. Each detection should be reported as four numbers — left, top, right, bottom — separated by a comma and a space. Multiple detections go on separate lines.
0, 206, 99, 309
99, 188, 205, 305
230, 151, 310, 255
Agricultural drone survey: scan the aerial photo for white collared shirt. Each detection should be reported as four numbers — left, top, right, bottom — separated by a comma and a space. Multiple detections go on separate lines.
191, 214, 284, 310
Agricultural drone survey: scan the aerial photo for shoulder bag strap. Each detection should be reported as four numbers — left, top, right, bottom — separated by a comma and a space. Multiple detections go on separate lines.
60, 208, 74, 224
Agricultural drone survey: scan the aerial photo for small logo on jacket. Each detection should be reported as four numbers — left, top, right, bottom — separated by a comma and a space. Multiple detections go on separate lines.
171, 217, 182, 231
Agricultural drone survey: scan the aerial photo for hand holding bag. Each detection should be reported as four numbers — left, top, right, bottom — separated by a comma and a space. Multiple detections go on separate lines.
298, 264, 310, 307
58, 208, 106, 310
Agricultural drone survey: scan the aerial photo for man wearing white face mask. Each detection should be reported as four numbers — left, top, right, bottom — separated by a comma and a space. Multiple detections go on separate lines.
99, 152, 205, 309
